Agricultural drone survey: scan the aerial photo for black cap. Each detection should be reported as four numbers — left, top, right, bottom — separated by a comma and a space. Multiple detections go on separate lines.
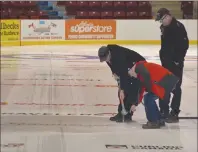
155, 8, 170, 21
98, 46, 110, 62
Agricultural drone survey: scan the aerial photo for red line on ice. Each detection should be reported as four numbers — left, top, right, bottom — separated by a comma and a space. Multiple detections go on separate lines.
13, 103, 118, 106
1, 84, 117, 87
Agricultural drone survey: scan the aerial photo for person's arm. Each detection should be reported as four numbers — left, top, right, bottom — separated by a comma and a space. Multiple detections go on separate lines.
114, 55, 129, 92
160, 24, 177, 64
125, 79, 143, 106
173, 22, 189, 62
135, 63, 152, 92
138, 86, 146, 104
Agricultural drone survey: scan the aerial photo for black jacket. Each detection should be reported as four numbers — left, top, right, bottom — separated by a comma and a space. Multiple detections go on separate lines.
160, 18, 189, 63
106, 44, 145, 93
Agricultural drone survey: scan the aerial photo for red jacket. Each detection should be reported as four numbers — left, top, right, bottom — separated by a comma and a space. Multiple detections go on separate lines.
135, 61, 179, 101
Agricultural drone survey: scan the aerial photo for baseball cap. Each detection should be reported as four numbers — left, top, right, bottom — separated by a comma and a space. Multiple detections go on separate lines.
155, 8, 170, 21
98, 46, 110, 62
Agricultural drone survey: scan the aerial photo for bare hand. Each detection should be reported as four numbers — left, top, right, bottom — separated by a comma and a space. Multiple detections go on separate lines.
130, 105, 136, 112
128, 65, 137, 78
119, 90, 125, 101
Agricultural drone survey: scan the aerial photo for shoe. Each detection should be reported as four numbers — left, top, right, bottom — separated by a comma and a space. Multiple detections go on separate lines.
159, 119, 165, 127
110, 113, 122, 121
142, 121, 161, 129
165, 110, 179, 123
160, 110, 169, 119
116, 112, 132, 123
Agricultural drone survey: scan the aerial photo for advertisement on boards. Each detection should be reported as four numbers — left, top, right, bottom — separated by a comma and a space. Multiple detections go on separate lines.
65, 19, 116, 40
0, 20, 20, 41
21, 20, 65, 41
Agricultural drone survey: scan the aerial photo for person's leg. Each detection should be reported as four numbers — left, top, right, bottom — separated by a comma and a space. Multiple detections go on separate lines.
159, 61, 171, 117
159, 61, 183, 122
171, 62, 183, 113
142, 92, 162, 129
115, 92, 133, 122
115, 77, 139, 122
171, 83, 182, 114
159, 95, 170, 117
110, 89, 122, 121
167, 62, 184, 123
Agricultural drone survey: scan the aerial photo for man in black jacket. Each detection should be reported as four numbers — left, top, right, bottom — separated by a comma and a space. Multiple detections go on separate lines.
155, 8, 189, 123
98, 45, 146, 122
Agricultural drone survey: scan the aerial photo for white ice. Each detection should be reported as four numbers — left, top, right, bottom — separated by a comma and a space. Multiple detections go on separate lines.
1, 45, 197, 152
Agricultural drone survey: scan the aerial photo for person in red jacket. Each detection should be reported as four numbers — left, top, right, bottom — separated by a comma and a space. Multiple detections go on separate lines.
128, 61, 179, 129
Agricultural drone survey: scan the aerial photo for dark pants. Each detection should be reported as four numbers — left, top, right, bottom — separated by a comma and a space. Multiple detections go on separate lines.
117, 89, 133, 113
159, 60, 184, 115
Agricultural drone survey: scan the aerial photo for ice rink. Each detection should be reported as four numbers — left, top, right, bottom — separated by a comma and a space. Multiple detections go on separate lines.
1, 45, 197, 152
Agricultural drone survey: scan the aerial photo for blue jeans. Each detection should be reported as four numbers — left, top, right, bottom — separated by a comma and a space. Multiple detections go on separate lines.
144, 92, 161, 122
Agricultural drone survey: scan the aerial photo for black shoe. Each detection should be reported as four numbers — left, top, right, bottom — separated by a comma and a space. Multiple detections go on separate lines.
160, 110, 169, 119
159, 119, 166, 127
165, 110, 179, 123
142, 121, 161, 129
116, 113, 132, 123
110, 113, 122, 121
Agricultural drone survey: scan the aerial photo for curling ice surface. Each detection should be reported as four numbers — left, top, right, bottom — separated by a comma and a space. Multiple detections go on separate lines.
1, 45, 197, 152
